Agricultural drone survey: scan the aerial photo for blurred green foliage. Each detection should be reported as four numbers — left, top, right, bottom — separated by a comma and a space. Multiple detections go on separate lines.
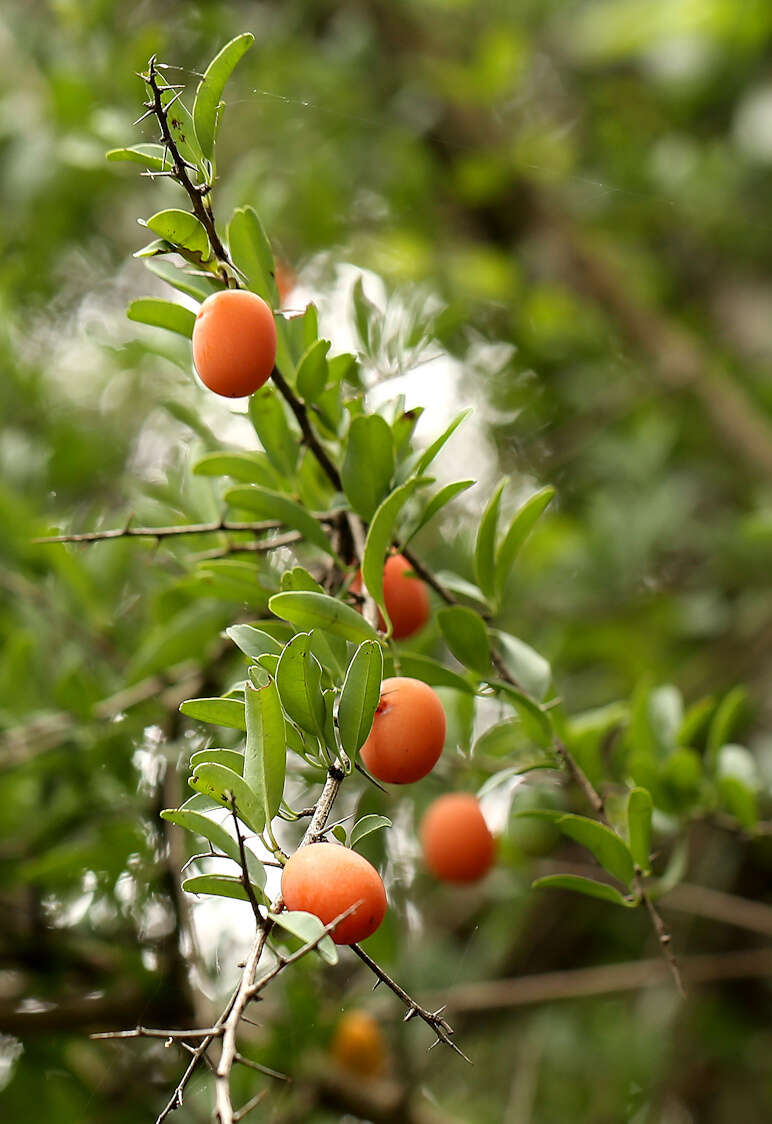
1, 1, 771, 1122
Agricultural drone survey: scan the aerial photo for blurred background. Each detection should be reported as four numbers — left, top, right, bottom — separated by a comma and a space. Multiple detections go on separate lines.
1, 1, 771, 1121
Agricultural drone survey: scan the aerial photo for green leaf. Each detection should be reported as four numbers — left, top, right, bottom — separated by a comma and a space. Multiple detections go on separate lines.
275, 633, 326, 736
626, 787, 653, 873
225, 486, 335, 556
494, 486, 555, 600
648, 685, 683, 755
384, 651, 476, 694
127, 298, 195, 338
270, 591, 380, 643
189, 748, 244, 774
268, 910, 338, 965
161, 809, 266, 888
226, 625, 283, 661
280, 566, 326, 595
475, 478, 506, 601
145, 209, 210, 258
342, 415, 395, 521
296, 339, 331, 403
227, 205, 278, 303
361, 478, 432, 632
193, 33, 255, 160
437, 605, 490, 676
183, 874, 264, 903
491, 631, 551, 700
474, 720, 559, 769
413, 408, 472, 477
350, 815, 392, 847
491, 681, 553, 746
245, 681, 287, 824
196, 560, 271, 608
707, 687, 748, 769
145, 259, 221, 302
338, 640, 384, 755
193, 450, 281, 487
717, 744, 759, 829
189, 763, 265, 834
133, 238, 174, 259
518, 811, 635, 887
531, 874, 635, 907
106, 143, 168, 170
352, 277, 382, 354
180, 697, 246, 730
404, 480, 475, 544
248, 387, 298, 477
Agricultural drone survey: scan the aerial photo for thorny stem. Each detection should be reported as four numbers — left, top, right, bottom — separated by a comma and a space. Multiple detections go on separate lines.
270, 365, 343, 491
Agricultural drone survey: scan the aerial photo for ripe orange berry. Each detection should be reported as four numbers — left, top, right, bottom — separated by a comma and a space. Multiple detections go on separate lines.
280, 842, 387, 945
352, 554, 430, 640
360, 677, 446, 784
420, 793, 495, 884
331, 1010, 387, 1077
192, 289, 277, 398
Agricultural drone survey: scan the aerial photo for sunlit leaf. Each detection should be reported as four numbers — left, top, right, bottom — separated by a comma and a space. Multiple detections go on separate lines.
193, 33, 255, 161
127, 298, 195, 338
337, 640, 383, 755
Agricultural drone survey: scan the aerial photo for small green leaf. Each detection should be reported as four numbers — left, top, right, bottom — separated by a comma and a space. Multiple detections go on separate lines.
193, 33, 255, 160
106, 143, 168, 170
495, 486, 555, 600
384, 652, 475, 694
269, 591, 380, 643
404, 480, 475, 544
475, 479, 506, 601
245, 681, 287, 824
437, 605, 490, 676
133, 239, 173, 259
296, 339, 331, 403
350, 815, 392, 847
193, 450, 281, 487
189, 748, 244, 774
707, 687, 748, 770
361, 478, 432, 632
280, 566, 326, 595
413, 408, 472, 477
180, 697, 246, 730
338, 640, 384, 755
146, 259, 221, 302
162, 808, 266, 888
491, 631, 551, 700
491, 681, 553, 746
268, 910, 338, 965
518, 811, 635, 887
248, 387, 298, 477
626, 787, 653, 873
474, 720, 559, 769
227, 205, 278, 304
342, 415, 395, 521
275, 633, 326, 736
532, 874, 635, 907
648, 685, 683, 755
189, 763, 265, 834
717, 744, 759, 829
183, 874, 265, 903
225, 486, 335, 556
226, 625, 283, 661
127, 298, 195, 338
146, 209, 210, 258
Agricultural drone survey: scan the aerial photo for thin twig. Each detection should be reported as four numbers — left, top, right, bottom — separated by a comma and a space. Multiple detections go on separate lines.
230, 800, 264, 923
91, 1026, 221, 1041
33, 517, 339, 546
636, 873, 686, 998
270, 366, 343, 491
233, 1091, 268, 1121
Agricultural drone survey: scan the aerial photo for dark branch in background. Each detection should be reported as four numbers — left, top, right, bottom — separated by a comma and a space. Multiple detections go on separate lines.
34, 515, 339, 545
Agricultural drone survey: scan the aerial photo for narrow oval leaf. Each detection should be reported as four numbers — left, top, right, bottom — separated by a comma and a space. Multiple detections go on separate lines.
350, 815, 392, 847
193, 450, 281, 487
413, 408, 472, 476
384, 651, 476, 694
248, 387, 298, 477
491, 681, 553, 747
475, 478, 506, 601
280, 566, 326, 595
626, 787, 653, 873
268, 910, 338, 965
437, 605, 491, 676
474, 720, 559, 769
361, 478, 432, 632
532, 874, 635, 908
127, 298, 195, 338
275, 633, 326, 736
106, 143, 168, 170
491, 631, 552, 700
183, 874, 265, 903
146, 259, 221, 302
404, 480, 475, 545
189, 748, 244, 774
227, 625, 283, 661
193, 33, 255, 160
518, 810, 635, 887
146, 209, 210, 258
227, 205, 278, 303
225, 486, 335, 556
245, 681, 287, 824
189, 763, 265, 834
269, 591, 380, 643
707, 686, 748, 769
162, 808, 266, 888
342, 415, 395, 521
296, 339, 331, 404
495, 486, 555, 599
338, 640, 384, 755
180, 697, 246, 730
